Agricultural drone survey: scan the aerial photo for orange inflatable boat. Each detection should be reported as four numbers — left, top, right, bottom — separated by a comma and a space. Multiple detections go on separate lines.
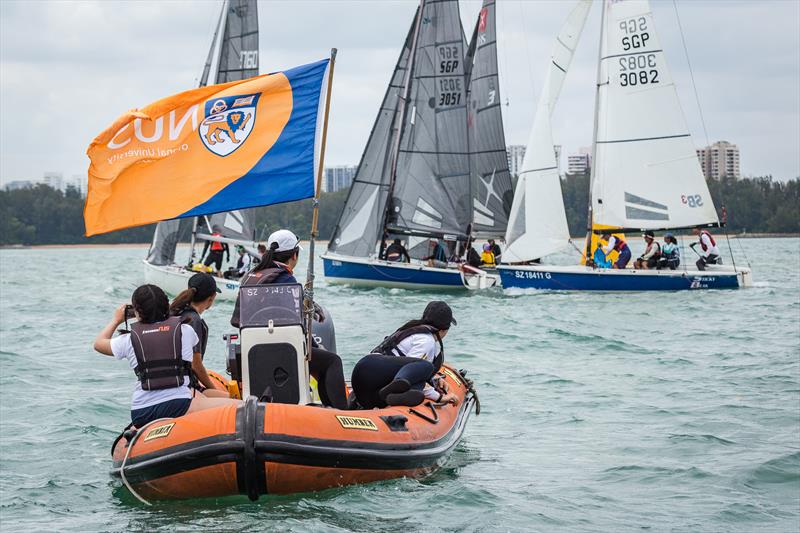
111, 364, 477, 500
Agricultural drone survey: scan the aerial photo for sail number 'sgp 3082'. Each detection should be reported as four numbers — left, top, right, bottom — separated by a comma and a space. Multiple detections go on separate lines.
617, 17, 659, 87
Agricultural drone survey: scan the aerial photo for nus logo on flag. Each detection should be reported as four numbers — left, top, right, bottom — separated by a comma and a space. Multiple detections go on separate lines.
199, 94, 260, 157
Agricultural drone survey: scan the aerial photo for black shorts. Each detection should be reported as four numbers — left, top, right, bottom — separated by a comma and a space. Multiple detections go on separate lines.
130, 398, 191, 428
204, 250, 224, 271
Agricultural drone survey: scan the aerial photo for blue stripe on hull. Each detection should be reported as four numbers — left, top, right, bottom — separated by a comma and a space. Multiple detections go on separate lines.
499, 268, 740, 291
323, 257, 464, 288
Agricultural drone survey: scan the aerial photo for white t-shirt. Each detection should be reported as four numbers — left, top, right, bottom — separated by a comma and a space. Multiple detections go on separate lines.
700, 233, 720, 257
392, 333, 442, 400
111, 324, 198, 410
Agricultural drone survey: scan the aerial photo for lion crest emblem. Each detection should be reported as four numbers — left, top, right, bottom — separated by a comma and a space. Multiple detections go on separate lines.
199, 93, 259, 157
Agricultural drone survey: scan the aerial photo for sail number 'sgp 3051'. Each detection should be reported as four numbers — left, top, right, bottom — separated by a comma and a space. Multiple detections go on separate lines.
437, 45, 463, 107
617, 16, 659, 87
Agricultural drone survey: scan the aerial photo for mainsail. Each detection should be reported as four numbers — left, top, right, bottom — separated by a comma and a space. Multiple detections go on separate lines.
464, 0, 513, 238
590, 0, 718, 231
503, 0, 591, 263
146, 0, 258, 265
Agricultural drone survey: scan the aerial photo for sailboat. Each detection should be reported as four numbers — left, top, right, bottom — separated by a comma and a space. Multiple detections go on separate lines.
498, 0, 752, 291
143, 0, 261, 299
322, 0, 511, 290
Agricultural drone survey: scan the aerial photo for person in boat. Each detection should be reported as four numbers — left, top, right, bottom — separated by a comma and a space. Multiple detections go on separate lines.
351, 301, 460, 409
230, 229, 349, 410
691, 228, 721, 271
634, 231, 662, 270
169, 273, 230, 398
382, 238, 411, 263
658, 233, 681, 270
480, 243, 496, 267
93, 284, 240, 428
600, 233, 632, 269
423, 238, 448, 268
488, 239, 502, 263
199, 225, 229, 276
466, 245, 482, 268
224, 245, 251, 279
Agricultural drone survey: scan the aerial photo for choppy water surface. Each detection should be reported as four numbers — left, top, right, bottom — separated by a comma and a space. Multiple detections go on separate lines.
1, 238, 798, 532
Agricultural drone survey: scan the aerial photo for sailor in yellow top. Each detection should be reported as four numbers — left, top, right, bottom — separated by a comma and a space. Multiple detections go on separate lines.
480, 243, 496, 267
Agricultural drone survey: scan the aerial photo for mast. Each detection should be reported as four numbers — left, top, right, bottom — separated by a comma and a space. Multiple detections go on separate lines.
584, 0, 606, 261
378, 0, 424, 256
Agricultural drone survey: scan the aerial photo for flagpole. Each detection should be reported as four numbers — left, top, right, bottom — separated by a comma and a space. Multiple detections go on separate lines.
305, 48, 337, 358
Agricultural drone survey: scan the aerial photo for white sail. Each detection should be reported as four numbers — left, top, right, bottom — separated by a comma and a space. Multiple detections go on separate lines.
591, 0, 718, 230
504, 0, 592, 263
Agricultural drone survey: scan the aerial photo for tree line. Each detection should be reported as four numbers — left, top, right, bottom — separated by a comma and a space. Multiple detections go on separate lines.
1, 175, 797, 246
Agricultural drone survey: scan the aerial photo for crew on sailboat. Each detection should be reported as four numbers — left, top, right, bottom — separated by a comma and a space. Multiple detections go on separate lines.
488, 239, 502, 263
423, 239, 448, 268
231, 229, 349, 410
200, 226, 230, 276
382, 238, 411, 263
600, 233, 632, 269
224, 245, 251, 279
351, 301, 459, 408
634, 231, 662, 270
480, 243, 496, 267
658, 233, 681, 270
691, 228, 721, 271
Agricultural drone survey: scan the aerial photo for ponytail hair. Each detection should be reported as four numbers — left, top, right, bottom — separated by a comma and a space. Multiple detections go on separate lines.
252, 241, 298, 273
396, 318, 435, 332
169, 287, 198, 316
131, 284, 169, 324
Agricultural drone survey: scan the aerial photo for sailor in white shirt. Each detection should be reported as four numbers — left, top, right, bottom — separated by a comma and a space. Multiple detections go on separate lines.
691, 228, 721, 271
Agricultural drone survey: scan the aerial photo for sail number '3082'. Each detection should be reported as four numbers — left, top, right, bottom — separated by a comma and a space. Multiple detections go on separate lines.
617, 16, 659, 87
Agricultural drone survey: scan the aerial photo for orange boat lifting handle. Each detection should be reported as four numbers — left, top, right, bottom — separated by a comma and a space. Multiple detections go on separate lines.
409, 402, 439, 424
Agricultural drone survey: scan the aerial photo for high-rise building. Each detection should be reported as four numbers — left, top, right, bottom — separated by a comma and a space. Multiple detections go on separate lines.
506, 145, 526, 178
323, 165, 357, 193
567, 147, 592, 175
4, 180, 34, 191
67, 174, 87, 197
42, 172, 63, 191
696, 140, 741, 180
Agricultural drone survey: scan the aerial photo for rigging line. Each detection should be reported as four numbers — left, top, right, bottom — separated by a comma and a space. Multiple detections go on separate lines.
734, 234, 753, 269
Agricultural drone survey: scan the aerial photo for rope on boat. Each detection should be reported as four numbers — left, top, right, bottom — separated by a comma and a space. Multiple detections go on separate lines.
119, 417, 172, 506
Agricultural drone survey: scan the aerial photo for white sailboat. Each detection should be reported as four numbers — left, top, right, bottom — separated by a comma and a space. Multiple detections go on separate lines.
498, 0, 752, 290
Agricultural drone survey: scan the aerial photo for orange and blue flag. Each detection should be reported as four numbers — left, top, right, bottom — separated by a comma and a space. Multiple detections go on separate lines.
84, 59, 329, 236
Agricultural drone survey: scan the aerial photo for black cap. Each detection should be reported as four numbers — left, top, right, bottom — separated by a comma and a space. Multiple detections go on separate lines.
644, 230, 655, 238
188, 272, 221, 299
422, 301, 457, 330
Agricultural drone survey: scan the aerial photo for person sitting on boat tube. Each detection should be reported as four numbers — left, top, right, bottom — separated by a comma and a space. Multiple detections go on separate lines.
691, 228, 721, 271
382, 238, 411, 263
658, 233, 681, 270
600, 233, 632, 269
199, 225, 229, 276
169, 273, 230, 398
634, 231, 662, 270
423, 238, 448, 268
230, 229, 349, 410
480, 243, 496, 267
92, 284, 240, 428
351, 301, 460, 409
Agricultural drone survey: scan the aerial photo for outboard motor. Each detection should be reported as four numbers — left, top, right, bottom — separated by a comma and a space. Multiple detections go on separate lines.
235, 283, 312, 404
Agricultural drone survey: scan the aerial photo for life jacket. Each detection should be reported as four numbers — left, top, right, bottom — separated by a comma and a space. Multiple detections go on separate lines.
210, 232, 223, 251
481, 251, 496, 267
662, 242, 679, 258
612, 237, 628, 252
178, 307, 207, 358
371, 324, 444, 375
699, 230, 716, 252
130, 316, 192, 391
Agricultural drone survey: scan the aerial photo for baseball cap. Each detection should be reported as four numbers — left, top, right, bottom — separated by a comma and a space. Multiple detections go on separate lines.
188, 272, 221, 299
643, 230, 655, 238
422, 301, 457, 331
267, 229, 302, 252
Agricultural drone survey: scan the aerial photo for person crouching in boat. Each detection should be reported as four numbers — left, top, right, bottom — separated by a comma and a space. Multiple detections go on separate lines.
600, 233, 632, 269
230, 229, 349, 410
93, 284, 240, 428
691, 228, 721, 271
169, 273, 230, 398
351, 301, 460, 408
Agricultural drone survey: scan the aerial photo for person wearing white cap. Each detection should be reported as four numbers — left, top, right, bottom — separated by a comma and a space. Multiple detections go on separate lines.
230, 229, 349, 410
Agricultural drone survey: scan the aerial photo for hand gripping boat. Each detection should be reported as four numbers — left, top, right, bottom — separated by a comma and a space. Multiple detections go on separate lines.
110, 284, 478, 501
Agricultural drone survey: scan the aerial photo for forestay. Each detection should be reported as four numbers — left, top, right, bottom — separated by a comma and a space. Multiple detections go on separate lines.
326, 14, 415, 258
465, 0, 513, 238
504, 0, 591, 263
591, 0, 717, 230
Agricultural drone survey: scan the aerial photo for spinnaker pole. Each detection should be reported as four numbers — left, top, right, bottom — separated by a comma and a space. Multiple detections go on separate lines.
304, 48, 337, 356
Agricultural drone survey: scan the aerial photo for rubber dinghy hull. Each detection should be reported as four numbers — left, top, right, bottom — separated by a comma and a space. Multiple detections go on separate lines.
111, 366, 476, 500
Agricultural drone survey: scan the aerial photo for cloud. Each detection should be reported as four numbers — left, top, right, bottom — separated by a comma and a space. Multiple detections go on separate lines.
1, 0, 798, 185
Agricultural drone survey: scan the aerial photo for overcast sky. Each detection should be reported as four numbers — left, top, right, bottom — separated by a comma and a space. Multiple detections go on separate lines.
1, 0, 798, 185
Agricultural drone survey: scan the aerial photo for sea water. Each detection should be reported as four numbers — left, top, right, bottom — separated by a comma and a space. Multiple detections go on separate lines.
0, 238, 798, 532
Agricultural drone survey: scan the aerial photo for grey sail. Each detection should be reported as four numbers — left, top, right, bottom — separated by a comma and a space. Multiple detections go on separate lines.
387, 0, 471, 241
326, 10, 416, 257
465, 0, 513, 238
147, 0, 258, 265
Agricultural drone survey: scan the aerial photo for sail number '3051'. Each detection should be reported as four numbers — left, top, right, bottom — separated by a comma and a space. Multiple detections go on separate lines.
437, 45, 464, 107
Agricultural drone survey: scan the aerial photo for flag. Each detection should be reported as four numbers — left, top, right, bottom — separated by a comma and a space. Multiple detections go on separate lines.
84, 58, 329, 236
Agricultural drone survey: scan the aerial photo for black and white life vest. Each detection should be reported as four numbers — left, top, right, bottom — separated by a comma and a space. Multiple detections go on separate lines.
371, 324, 444, 375
130, 316, 192, 391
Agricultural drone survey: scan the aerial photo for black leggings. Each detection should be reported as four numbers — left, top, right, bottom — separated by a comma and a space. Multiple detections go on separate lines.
351, 354, 434, 409
310, 347, 348, 410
